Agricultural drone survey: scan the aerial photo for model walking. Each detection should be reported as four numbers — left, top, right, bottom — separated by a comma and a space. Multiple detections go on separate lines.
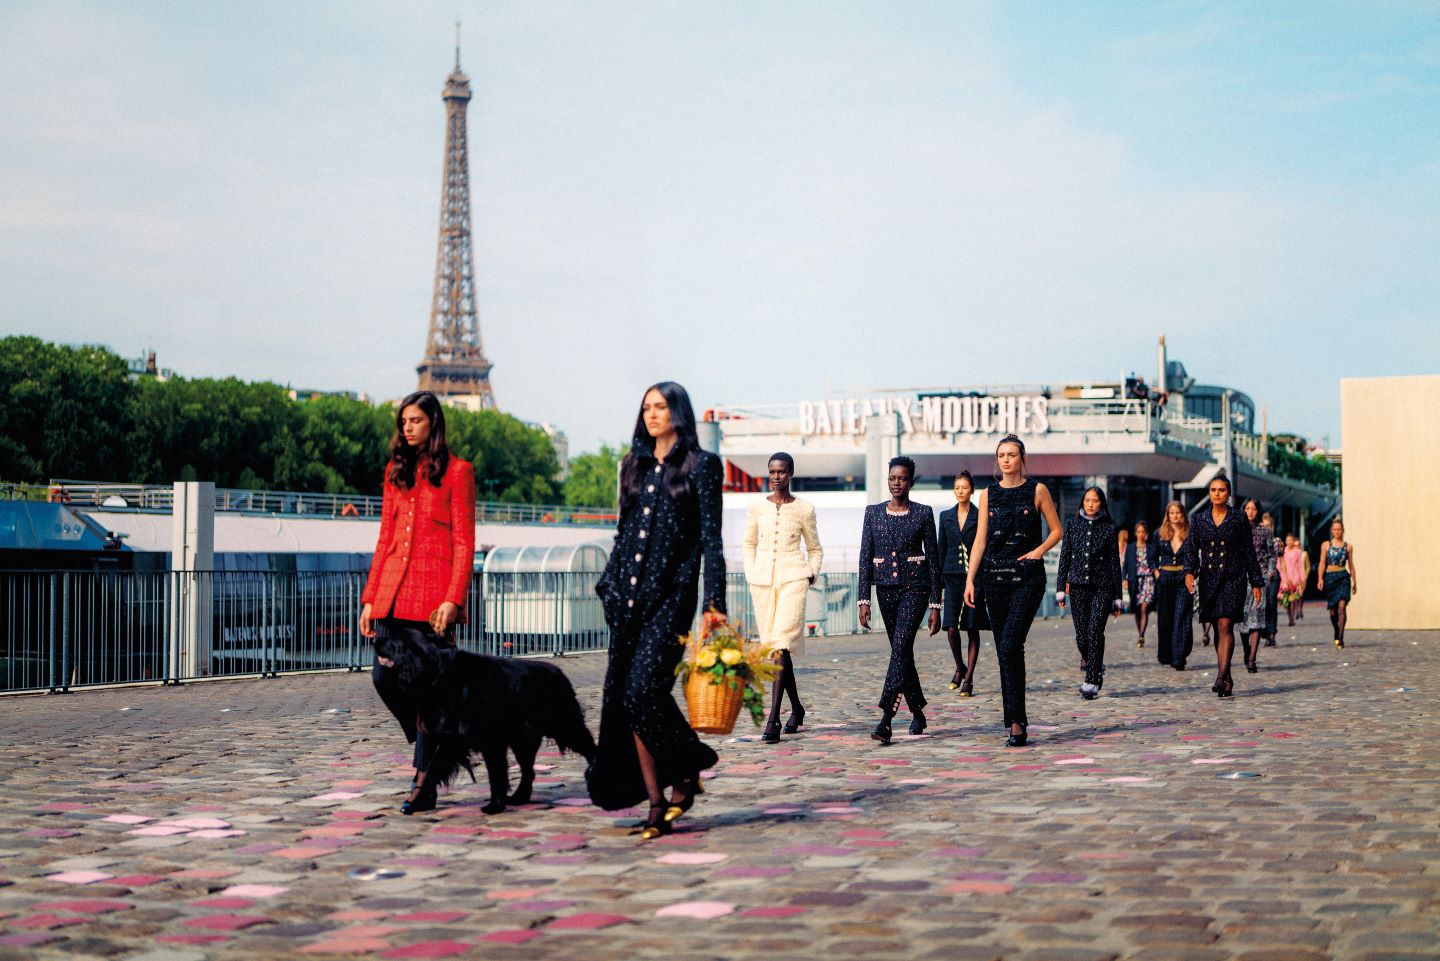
587, 382, 727, 840
359, 391, 477, 814
1279, 533, 1306, 626
1123, 521, 1158, 648
965, 435, 1063, 746
1056, 487, 1123, 699
741, 452, 823, 744
1261, 513, 1282, 646
1238, 498, 1277, 673
937, 471, 989, 696
1188, 475, 1264, 698
1318, 518, 1357, 648
858, 456, 942, 745
1154, 501, 1196, 670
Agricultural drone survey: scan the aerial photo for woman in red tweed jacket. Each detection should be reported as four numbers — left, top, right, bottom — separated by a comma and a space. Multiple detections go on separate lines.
359, 391, 475, 811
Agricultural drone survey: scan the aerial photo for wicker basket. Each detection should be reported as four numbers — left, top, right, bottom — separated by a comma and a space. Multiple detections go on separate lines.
684, 671, 745, 735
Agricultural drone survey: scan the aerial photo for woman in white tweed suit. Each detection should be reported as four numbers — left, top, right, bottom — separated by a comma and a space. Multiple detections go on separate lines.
742, 452, 824, 743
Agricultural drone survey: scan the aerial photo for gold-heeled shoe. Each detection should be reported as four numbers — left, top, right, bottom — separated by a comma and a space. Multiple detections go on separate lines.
664, 775, 702, 823
948, 671, 963, 690
639, 803, 672, 840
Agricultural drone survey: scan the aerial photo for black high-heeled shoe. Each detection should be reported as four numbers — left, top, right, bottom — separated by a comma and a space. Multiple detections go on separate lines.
1246, 659, 1258, 674
1005, 726, 1028, 748
640, 802, 672, 840
1217, 671, 1234, 698
761, 722, 781, 744
401, 782, 437, 815
871, 717, 892, 745
948, 671, 964, 691
782, 705, 805, 734
664, 774, 702, 823
908, 710, 927, 736
958, 675, 973, 697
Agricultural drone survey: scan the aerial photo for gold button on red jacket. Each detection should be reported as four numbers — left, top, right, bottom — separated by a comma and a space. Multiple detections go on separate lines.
362, 458, 476, 620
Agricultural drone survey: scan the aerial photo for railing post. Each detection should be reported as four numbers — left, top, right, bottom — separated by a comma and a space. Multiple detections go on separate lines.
46, 573, 61, 694
552, 573, 563, 656
59, 572, 72, 693
163, 570, 178, 685
348, 574, 363, 671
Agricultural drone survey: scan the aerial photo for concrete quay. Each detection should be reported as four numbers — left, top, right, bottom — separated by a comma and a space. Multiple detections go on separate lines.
0, 612, 1435, 961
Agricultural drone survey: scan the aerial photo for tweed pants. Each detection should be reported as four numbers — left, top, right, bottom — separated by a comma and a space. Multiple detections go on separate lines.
875, 585, 929, 713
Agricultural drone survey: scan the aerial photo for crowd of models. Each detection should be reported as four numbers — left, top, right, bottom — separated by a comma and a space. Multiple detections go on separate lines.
359, 383, 1357, 837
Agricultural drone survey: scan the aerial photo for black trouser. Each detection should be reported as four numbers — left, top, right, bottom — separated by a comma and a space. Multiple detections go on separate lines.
1154, 572, 1193, 668
1069, 585, 1111, 688
371, 617, 450, 771
875, 585, 929, 713
983, 576, 1044, 730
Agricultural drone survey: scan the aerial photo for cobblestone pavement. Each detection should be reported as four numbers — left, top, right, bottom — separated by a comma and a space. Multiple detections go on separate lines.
1, 612, 1435, 961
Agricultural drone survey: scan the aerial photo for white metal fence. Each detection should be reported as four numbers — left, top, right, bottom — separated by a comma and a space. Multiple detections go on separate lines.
0, 570, 871, 695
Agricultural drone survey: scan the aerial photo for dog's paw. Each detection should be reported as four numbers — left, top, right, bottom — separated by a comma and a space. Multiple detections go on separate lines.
480, 799, 506, 815
507, 789, 532, 806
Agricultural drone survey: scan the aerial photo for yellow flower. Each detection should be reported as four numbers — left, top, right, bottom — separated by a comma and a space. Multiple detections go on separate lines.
719, 648, 742, 666
696, 649, 718, 669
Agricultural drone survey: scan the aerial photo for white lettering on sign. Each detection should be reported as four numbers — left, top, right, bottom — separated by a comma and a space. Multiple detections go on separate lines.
798, 395, 1050, 437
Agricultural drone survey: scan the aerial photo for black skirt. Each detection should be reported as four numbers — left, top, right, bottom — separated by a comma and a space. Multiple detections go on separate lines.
1324, 571, 1351, 609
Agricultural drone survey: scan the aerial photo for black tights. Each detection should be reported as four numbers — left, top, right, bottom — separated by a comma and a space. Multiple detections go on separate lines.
1133, 602, 1151, 639
1330, 601, 1347, 642
1212, 617, 1236, 677
1244, 629, 1262, 667
766, 650, 802, 727
946, 627, 980, 683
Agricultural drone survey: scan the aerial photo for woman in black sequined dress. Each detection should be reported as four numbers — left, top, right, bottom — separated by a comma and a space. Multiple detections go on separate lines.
1187, 475, 1263, 698
965, 435, 1063, 746
586, 382, 727, 839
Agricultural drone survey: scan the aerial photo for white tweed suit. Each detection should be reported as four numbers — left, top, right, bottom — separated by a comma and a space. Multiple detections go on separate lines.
741, 498, 824, 656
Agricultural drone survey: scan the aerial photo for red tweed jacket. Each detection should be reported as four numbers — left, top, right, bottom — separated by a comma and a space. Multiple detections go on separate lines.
362, 457, 476, 621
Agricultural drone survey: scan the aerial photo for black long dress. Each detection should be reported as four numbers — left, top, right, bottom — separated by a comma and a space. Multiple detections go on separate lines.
1154, 537, 1195, 668
586, 441, 727, 811
1191, 507, 1264, 623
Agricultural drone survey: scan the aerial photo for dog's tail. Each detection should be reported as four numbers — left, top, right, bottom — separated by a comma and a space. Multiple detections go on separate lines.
423, 742, 477, 789
546, 673, 598, 763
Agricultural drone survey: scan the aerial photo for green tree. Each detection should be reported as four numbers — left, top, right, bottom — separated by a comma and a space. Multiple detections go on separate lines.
127, 376, 295, 487
0, 337, 133, 483
563, 443, 622, 508
445, 409, 560, 504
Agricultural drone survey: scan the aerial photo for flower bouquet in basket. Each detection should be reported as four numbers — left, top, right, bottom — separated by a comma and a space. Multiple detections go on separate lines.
675, 611, 779, 735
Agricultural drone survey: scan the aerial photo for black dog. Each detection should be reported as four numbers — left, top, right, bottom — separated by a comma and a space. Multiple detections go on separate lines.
373, 628, 596, 815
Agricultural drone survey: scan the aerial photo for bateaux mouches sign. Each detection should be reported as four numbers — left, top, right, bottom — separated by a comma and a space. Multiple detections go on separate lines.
800, 394, 1050, 437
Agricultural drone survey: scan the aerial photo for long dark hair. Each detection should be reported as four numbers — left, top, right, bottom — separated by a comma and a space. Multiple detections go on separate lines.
388, 391, 450, 489
1077, 485, 1112, 523
619, 382, 701, 511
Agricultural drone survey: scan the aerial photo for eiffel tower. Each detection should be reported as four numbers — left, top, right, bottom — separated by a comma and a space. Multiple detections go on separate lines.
416, 26, 495, 410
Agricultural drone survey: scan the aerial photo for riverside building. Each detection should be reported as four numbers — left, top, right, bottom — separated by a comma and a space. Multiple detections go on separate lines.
705, 343, 1339, 573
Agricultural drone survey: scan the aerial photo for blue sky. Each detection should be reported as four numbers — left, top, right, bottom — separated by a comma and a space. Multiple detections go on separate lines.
1, 1, 1436, 454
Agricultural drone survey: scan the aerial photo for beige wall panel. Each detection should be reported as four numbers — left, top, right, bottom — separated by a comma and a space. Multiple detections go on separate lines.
1340, 375, 1440, 630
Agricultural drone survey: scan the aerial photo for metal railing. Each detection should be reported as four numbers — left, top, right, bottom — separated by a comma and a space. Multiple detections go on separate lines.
2, 481, 617, 528
0, 569, 875, 695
